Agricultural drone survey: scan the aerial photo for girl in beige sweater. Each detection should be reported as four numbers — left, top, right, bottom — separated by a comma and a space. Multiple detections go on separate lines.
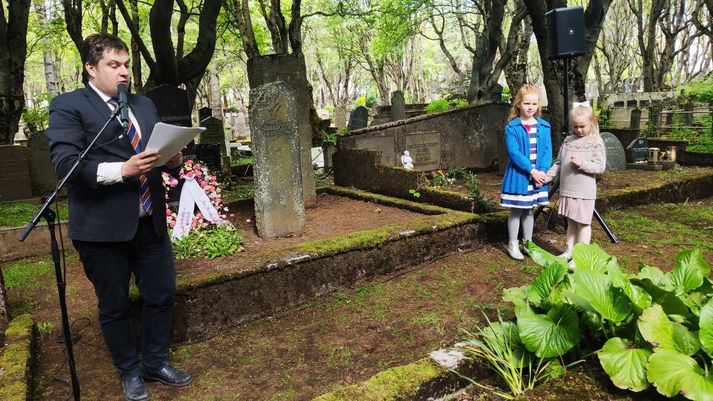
544, 102, 606, 259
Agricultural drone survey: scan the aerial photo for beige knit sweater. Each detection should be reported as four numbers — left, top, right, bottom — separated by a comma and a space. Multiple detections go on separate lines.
545, 134, 606, 199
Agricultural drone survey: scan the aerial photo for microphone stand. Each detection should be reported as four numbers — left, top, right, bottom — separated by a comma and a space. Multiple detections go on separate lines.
18, 105, 125, 401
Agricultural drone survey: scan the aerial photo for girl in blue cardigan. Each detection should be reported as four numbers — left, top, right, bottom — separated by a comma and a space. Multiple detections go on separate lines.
500, 85, 552, 260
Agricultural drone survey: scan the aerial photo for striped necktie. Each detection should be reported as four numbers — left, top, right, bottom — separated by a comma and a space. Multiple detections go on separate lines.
108, 98, 153, 214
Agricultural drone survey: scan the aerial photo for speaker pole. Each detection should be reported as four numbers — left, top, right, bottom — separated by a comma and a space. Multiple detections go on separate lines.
563, 57, 570, 138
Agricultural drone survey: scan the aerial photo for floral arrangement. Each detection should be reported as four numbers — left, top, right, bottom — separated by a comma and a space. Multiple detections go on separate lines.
162, 159, 228, 232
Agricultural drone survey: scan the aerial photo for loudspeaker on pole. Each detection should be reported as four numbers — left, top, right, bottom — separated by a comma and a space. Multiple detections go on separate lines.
546, 6, 586, 60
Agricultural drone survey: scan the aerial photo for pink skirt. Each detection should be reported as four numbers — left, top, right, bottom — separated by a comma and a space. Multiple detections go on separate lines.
558, 197, 595, 225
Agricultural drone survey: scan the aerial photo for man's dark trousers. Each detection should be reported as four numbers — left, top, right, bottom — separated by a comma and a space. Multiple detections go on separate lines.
73, 216, 176, 377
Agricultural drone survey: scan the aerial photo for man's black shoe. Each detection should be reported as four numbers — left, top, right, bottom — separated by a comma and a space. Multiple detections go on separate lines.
143, 365, 193, 387
122, 375, 150, 401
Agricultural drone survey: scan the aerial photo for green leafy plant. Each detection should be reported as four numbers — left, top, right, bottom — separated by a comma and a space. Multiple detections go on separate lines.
172, 224, 244, 260
459, 311, 567, 399
425, 99, 450, 114
408, 188, 420, 198
483, 243, 713, 400
463, 173, 494, 212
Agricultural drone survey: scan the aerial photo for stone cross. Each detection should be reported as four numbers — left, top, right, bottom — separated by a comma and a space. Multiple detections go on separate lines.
249, 81, 305, 238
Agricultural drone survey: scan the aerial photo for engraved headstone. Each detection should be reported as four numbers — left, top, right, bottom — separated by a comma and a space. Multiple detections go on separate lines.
601, 132, 626, 170
630, 108, 642, 129
26, 132, 56, 195
335, 105, 346, 130
198, 116, 229, 171
626, 137, 649, 163
391, 91, 405, 121
144, 84, 195, 157
405, 132, 441, 171
198, 106, 212, 121
249, 81, 305, 238
195, 143, 222, 172
347, 106, 368, 131
0, 145, 32, 202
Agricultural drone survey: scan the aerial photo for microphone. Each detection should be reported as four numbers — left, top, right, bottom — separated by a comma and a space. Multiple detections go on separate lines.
117, 83, 130, 129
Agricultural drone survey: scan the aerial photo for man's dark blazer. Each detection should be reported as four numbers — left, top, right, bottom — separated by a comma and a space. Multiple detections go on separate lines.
45, 86, 168, 242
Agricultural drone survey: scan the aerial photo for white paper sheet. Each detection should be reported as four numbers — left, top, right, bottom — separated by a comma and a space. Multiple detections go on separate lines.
145, 122, 206, 166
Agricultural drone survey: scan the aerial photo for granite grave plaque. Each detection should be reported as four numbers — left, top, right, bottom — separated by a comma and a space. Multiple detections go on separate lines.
601, 132, 626, 170
0, 145, 32, 201
347, 106, 368, 131
405, 132, 441, 171
626, 137, 649, 163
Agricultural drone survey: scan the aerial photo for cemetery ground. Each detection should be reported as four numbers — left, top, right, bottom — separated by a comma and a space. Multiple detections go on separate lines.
2, 168, 713, 400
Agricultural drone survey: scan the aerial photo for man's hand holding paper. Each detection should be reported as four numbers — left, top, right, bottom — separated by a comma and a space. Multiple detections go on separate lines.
146, 122, 205, 166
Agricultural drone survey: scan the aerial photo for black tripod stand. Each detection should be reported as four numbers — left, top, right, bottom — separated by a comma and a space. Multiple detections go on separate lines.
534, 57, 618, 244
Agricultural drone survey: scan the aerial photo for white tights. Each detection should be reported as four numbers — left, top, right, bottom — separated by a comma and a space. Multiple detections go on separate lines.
508, 208, 534, 242
565, 218, 591, 251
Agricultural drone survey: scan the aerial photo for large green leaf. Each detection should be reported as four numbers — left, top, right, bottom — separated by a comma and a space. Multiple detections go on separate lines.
632, 277, 691, 318
568, 269, 633, 324
608, 263, 652, 311
647, 349, 713, 401
700, 299, 713, 358
527, 263, 568, 307
525, 241, 569, 268
571, 243, 615, 273
667, 249, 711, 294
636, 264, 670, 287
597, 337, 652, 392
516, 304, 582, 358
502, 285, 529, 314
638, 305, 700, 355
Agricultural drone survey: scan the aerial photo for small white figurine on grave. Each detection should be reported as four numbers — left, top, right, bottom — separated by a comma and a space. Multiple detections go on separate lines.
401, 150, 414, 169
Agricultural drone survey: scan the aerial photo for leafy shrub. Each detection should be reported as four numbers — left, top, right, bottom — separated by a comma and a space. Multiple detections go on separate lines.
172, 224, 244, 260
468, 243, 713, 400
686, 142, 713, 154
682, 79, 713, 103
425, 99, 450, 114
464, 173, 493, 212
365, 94, 379, 108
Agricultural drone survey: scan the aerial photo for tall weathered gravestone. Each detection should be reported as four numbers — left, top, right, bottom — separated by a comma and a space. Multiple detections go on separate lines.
601, 132, 626, 170
335, 105, 347, 130
0, 145, 32, 202
145, 84, 195, 158
348, 106, 368, 131
249, 81, 305, 238
391, 91, 406, 122
27, 132, 57, 195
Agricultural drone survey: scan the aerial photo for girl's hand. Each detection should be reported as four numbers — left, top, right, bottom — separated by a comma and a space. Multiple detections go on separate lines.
530, 169, 546, 185
570, 156, 582, 167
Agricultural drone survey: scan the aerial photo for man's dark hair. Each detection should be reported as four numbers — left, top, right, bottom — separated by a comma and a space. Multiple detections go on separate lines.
81, 34, 129, 67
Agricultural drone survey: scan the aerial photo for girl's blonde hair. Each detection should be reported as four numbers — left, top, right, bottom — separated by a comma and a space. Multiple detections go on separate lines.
570, 104, 603, 144
508, 84, 542, 121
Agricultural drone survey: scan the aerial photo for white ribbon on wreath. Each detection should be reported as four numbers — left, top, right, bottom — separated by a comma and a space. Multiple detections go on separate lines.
171, 176, 224, 240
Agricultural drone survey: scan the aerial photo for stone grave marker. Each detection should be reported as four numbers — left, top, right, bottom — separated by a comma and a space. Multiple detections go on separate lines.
601, 132, 626, 170
347, 106, 368, 131
249, 81, 305, 238
199, 106, 212, 121
27, 132, 56, 195
391, 91, 405, 121
335, 105, 347, 130
199, 116, 229, 171
630, 108, 642, 129
144, 84, 195, 157
626, 137, 649, 163
195, 143, 222, 172
405, 132, 441, 171
0, 145, 32, 202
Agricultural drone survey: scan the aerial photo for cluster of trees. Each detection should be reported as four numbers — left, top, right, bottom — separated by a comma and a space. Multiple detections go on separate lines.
2, 0, 712, 145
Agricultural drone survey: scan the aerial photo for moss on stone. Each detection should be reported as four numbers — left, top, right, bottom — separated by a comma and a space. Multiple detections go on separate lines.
320, 185, 453, 215
312, 358, 446, 401
0, 314, 34, 401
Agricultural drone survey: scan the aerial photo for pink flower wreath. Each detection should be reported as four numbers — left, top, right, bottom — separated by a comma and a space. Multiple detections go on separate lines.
162, 159, 228, 231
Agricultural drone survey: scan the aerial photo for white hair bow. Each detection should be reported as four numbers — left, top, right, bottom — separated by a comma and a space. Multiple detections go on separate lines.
572, 100, 591, 109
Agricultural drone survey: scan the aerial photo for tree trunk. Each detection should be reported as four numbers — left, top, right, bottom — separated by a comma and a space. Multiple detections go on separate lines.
571, 0, 614, 100
34, 0, 59, 97
0, 0, 31, 145
504, 12, 532, 95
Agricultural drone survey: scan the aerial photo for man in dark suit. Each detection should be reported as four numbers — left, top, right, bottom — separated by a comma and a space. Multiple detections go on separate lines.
45, 34, 192, 401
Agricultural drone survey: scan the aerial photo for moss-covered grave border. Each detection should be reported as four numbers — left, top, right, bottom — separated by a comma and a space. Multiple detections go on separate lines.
0, 314, 35, 401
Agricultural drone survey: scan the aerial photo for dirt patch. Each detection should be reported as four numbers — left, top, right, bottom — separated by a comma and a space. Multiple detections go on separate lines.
5, 193, 713, 401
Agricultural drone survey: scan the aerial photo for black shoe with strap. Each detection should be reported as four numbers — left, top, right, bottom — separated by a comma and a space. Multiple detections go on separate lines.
143, 365, 193, 387
122, 375, 150, 401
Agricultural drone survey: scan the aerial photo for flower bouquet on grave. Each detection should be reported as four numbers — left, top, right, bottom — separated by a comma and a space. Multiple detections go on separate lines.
162, 160, 243, 259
